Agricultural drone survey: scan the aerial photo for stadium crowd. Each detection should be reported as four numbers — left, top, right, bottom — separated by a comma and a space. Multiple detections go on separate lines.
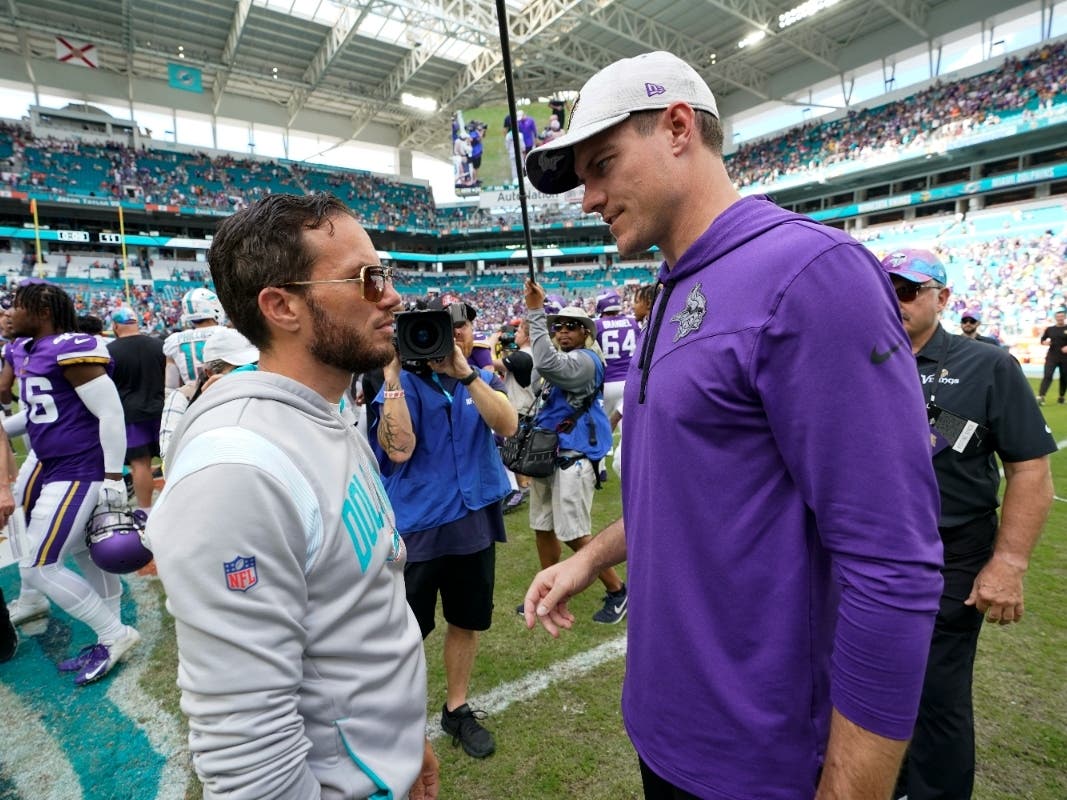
727, 39, 1067, 188
25, 209, 1061, 354
6, 209, 1065, 352
2, 39, 1065, 237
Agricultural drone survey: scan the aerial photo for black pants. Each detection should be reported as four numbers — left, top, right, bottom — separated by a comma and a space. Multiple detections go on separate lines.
898, 513, 995, 800
1038, 359, 1067, 398
639, 759, 702, 800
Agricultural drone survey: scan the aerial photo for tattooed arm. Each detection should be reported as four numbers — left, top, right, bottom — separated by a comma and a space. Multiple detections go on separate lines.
376, 355, 416, 463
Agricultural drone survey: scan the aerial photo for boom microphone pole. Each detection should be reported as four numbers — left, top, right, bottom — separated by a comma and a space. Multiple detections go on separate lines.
494, 0, 537, 284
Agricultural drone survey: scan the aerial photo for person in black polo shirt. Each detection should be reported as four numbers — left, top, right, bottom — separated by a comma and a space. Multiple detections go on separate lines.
1037, 308, 1067, 404
881, 248, 1056, 800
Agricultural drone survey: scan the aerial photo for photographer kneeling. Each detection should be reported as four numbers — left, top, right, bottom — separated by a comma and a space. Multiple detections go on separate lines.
371, 298, 516, 760
522, 279, 627, 624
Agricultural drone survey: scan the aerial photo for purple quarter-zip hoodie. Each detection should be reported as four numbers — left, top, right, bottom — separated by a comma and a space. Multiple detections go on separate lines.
621, 195, 943, 799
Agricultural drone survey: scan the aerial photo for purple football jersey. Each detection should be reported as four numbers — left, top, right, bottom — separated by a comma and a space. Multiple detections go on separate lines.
11, 332, 111, 461
596, 315, 640, 383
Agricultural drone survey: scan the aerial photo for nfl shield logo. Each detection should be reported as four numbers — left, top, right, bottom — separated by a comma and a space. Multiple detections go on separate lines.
224, 555, 258, 592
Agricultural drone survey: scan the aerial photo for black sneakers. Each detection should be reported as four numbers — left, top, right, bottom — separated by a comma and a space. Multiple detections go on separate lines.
592, 583, 628, 624
441, 702, 496, 758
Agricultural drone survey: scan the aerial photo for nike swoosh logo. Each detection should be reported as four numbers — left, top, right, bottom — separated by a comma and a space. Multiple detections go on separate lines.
612, 603, 625, 613
870, 344, 901, 364
82, 659, 110, 683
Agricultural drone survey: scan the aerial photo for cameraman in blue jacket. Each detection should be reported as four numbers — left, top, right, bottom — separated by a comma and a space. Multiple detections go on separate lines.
372, 298, 516, 760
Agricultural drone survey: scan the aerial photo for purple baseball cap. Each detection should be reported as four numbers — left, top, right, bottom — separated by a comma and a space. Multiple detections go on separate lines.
543, 294, 566, 315
595, 290, 622, 315
879, 249, 947, 285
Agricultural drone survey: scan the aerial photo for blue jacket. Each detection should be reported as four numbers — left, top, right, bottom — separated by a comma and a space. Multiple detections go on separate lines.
373, 368, 510, 533
535, 351, 612, 460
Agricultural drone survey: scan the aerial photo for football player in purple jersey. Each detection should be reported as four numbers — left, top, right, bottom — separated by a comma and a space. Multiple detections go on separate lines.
593, 290, 640, 432
2, 282, 140, 685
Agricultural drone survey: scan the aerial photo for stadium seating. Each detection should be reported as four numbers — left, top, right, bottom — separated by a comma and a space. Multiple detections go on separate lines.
2, 39, 1065, 347
4, 37, 1065, 235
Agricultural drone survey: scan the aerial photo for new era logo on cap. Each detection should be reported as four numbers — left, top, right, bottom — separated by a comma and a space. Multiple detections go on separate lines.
645, 82, 666, 97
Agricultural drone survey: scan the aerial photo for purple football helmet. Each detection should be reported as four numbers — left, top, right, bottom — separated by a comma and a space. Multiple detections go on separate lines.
86, 508, 153, 574
544, 294, 566, 315
595, 291, 622, 315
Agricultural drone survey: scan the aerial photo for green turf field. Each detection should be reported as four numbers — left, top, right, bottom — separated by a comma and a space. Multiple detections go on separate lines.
2, 378, 1064, 799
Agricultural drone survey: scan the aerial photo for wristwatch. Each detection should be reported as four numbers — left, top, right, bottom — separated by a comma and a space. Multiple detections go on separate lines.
459, 370, 479, 386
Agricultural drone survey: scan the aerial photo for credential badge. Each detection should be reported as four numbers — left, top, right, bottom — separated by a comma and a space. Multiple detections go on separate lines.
670, 282, 707, 342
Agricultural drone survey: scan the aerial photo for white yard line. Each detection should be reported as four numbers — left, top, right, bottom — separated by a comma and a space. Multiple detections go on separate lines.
427, 635, 627, 740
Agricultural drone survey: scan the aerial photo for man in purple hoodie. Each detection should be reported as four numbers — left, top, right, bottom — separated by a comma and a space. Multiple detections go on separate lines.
521, 51, 944, 799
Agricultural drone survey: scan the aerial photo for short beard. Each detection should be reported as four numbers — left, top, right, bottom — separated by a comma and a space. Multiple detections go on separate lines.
306, 294, 393, 375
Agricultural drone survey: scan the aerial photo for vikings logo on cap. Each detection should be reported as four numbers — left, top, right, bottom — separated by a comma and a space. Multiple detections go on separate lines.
879, 248, 947, 285
595, 290, 622, 315
224, 555, 259, 592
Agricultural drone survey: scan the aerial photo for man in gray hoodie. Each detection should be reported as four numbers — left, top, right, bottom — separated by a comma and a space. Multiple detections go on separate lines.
146, 193, 438, 800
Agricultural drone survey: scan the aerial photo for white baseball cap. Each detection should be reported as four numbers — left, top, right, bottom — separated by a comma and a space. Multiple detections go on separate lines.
203, 327, 259, 367
525, 51, 718, 194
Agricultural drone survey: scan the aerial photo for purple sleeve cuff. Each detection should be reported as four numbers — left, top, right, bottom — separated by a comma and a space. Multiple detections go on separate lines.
830, 585, 940, 739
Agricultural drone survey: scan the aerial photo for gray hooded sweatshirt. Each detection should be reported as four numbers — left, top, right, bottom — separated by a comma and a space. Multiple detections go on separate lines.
146, 370, 426, 799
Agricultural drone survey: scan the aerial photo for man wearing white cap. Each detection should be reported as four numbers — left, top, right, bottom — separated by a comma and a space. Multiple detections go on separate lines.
521, 51, 944, 799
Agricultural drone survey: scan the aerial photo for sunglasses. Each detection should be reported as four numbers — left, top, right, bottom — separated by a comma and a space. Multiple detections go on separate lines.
280, 264, 393, 303
552, 320, 586, 333
960, 318, 978, 324
894, 282, 941, 303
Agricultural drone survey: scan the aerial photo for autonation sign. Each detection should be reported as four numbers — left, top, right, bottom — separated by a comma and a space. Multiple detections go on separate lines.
478, 182, 584, 210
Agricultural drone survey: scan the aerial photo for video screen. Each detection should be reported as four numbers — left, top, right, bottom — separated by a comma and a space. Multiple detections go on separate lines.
451, 97, 569, 192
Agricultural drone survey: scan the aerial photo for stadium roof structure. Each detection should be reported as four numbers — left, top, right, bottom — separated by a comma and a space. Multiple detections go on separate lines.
0, 0, 1041, 161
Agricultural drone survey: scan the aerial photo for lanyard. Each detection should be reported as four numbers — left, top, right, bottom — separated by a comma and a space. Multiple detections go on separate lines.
431, 372, 454, 405
924, 335, 951, 411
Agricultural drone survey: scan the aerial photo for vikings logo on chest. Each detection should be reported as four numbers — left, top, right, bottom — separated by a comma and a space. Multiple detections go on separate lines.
670, 282, 708, 342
